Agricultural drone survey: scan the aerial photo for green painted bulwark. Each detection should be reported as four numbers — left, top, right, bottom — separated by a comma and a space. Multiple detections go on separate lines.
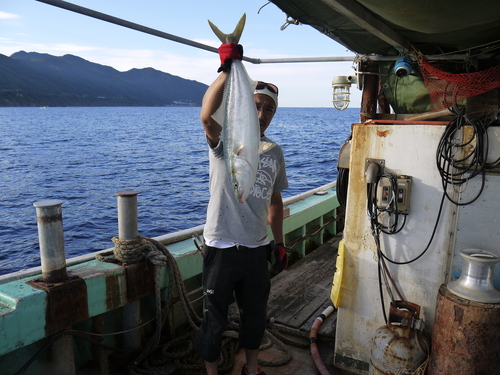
0, 186, 340, 367
0, 277, 47, 356
279, 188, 339, 257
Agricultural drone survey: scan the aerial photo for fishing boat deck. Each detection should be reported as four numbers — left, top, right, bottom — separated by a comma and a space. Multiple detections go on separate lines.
226, 234, 353, 375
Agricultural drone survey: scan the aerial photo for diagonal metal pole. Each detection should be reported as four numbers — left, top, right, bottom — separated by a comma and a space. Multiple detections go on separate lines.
36, 0, 220, 55
36, 0, 473, 63
35, 0, 357, 64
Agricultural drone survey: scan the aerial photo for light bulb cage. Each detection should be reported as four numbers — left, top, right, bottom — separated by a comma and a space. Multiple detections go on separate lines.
332, 75, 356, 111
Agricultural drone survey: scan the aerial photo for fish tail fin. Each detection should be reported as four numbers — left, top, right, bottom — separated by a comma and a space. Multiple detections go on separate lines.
208, 13, 246, 44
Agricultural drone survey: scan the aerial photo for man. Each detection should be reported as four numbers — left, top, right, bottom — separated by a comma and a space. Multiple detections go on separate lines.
194, 43, 288, 375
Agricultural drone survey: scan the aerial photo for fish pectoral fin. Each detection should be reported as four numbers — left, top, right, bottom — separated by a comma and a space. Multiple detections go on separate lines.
233, 144, 244, 156
259, 141, 276, 154
232, 155, 257, 177
208, 14, 246, 44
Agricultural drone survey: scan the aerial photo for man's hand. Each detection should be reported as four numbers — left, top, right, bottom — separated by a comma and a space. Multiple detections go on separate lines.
272, 243, 288, 273
217, 43, 243, 72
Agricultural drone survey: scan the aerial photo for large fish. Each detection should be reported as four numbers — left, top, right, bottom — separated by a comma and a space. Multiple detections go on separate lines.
208, 14, 261, 203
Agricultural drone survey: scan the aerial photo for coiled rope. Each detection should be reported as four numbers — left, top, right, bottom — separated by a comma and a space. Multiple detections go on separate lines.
96, 235, 202, 373
96, 236, 311, 374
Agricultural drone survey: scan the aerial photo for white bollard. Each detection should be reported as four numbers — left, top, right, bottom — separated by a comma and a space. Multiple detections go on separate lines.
116, 191, 142, 351
33, 199, 67, 283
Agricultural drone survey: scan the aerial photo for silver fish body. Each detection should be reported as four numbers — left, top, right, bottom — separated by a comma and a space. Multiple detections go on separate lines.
221, 60, 259, 203
209, 14, 260, 203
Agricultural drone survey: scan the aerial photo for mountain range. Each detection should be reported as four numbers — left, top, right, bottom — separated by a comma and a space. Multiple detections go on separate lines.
0, 51, 208, 107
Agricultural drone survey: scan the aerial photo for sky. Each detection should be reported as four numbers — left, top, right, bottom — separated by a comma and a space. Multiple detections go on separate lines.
0, 0, 360, 107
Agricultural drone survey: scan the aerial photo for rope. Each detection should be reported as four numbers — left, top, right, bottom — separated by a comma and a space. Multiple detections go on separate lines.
95, 235, 203, 374
94, 235, 319, 374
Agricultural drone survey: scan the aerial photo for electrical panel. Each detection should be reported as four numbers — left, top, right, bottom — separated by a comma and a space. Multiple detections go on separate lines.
376, 175, 412, 214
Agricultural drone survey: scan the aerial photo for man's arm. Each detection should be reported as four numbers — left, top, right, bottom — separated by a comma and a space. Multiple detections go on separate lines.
268, 191, 284, 244
269, 190, 288, 272
200, 72, 227, 148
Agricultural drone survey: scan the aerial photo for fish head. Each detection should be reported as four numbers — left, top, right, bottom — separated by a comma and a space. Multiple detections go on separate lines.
230, 156, 257, 203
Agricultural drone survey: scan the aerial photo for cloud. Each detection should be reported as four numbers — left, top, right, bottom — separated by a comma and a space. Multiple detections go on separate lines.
0, 11, 20, 20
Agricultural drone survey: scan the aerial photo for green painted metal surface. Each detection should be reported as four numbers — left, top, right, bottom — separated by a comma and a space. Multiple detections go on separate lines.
0, 186, 340, 371
0, 277, 47, 356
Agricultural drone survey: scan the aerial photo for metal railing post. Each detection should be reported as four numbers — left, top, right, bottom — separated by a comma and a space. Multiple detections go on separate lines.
33, 199, 67, 282
33, 199, 75, 374
116, 191, 142, 350
117, 191, 139, 240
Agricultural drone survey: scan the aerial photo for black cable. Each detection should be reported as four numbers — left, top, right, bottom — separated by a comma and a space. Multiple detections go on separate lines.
369, 174, 407, 236
368, 180, 447, 323
336, 135, 352, 210
436, 105, 494, 206
368, 181, 391, 324
370, 191, 446, 322
377, 240, 388, 325
368, 102, 497, 320
378, 191, 446, 266
337, 167, 349, 209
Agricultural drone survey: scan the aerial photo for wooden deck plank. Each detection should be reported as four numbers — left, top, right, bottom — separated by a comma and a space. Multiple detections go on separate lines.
268, 236, 340, 331
288, 274, 335, 324
299, 277, 338, 333
266, 258, 332, 317
224, 235, 355, 375
224, 235, 346, 375
266, 237, 340, 322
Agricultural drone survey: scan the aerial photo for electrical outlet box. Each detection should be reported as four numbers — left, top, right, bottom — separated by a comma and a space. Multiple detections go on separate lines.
376, 175, 412, 214
396, 175, 412, 214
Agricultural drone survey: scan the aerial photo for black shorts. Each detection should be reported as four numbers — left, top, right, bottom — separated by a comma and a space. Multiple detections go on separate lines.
194, 244, 271, 362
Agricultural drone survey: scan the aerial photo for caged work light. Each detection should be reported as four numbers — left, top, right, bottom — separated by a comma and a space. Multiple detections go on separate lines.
332, 75, 356, 111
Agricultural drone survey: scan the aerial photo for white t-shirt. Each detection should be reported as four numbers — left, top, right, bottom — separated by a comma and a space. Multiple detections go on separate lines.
203, 135, 288, 247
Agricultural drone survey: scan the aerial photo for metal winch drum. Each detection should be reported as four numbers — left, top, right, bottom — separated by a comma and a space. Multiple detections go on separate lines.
428, 248, 500, 374
369, 301, 428, 375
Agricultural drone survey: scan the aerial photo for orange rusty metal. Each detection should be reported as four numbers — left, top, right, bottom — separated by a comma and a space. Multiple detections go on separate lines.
376, 130, 389, 138
360, 60, 379, 123
105, 272, 122, 311
428, 284, 500, 374
28, 272, 89, 335
124, 262, 156, 302
369, 301, 428, 375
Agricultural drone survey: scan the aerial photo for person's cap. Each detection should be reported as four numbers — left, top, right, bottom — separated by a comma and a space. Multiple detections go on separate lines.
254, 81, 279, 107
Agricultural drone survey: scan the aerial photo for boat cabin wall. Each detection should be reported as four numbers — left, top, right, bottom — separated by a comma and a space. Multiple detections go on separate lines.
334, 122, 500, 373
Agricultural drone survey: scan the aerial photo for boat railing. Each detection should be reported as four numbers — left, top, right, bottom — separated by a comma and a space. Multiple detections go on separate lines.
0, 181, 339, 285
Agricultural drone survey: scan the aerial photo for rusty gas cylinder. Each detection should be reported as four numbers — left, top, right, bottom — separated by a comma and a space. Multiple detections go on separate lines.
369, 301, 428, 375
428, 284, 500, 374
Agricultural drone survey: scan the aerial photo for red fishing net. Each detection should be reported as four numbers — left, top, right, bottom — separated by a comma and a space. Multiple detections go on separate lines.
420, 57, 500, 112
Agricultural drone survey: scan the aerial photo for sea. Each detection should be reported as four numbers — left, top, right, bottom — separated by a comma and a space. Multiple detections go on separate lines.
0, 106, 357, 275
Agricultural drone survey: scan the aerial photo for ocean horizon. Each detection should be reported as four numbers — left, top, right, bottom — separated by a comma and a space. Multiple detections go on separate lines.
0, 106, 357, 275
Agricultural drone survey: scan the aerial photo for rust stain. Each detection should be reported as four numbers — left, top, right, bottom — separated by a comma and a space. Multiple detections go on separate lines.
105, 273, 122, 311
376, 129, 390, 137
352, 123, 368, 155
40, 267, 68, 284
28, 272, 89, 335
125, 262, 156, 302
429, 285, 500, 374
346, 125, 371, 241
37, 212, 63, 223
453, 305, 464, 323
